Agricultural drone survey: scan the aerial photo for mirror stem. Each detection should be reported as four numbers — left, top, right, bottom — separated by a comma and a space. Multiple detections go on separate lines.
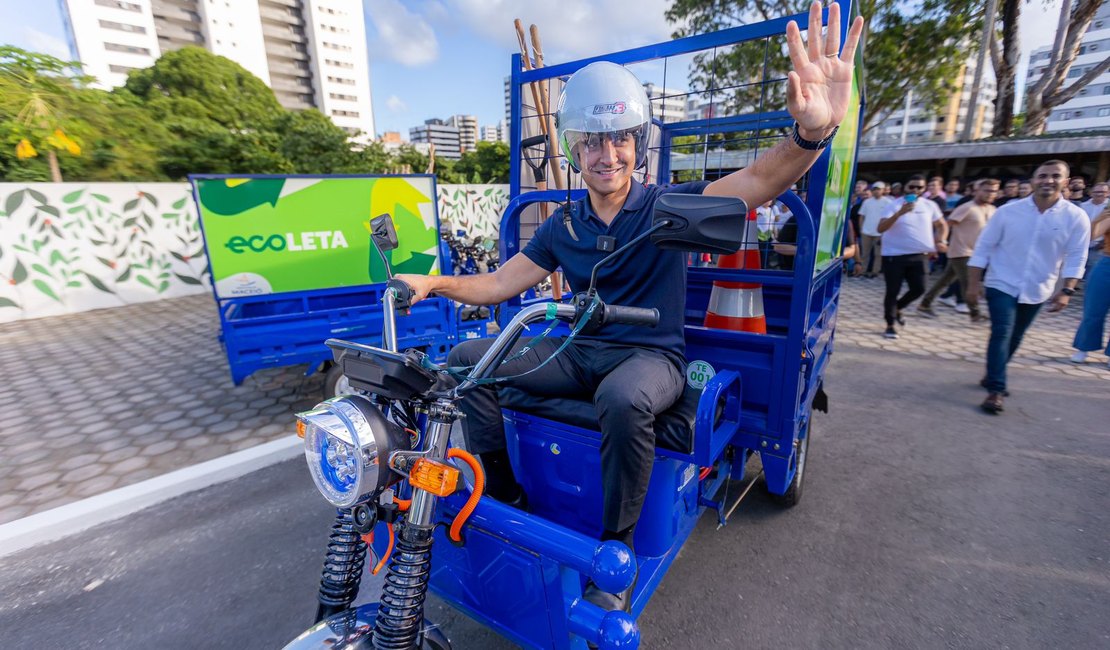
373, 241, 394, 281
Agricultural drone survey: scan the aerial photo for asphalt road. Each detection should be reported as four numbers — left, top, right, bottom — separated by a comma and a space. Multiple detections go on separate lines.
1, 344, 1108, 649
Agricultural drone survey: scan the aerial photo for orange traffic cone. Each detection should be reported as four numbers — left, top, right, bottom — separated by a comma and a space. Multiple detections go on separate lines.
703, 210, 767, 333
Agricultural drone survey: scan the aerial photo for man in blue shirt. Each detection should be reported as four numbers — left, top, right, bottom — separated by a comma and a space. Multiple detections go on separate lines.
397, 2, 864, 611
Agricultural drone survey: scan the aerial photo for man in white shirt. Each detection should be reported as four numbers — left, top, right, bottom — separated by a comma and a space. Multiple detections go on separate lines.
967, 160, 1091, 414
876, 174, 948, 339
858, 181, 892, 277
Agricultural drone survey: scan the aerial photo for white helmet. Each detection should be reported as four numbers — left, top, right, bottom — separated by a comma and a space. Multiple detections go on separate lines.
556, 62, 652, 173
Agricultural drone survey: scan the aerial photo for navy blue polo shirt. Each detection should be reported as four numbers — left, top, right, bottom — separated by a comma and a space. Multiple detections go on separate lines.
522, 179, 711, 358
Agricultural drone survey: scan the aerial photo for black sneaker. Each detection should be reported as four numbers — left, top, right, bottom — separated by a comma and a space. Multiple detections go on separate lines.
895, 311, 906, 326
883, 327, 899, 339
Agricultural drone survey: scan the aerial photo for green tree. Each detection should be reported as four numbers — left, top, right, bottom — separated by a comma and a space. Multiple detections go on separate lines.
988, 0, 1021, 137
59, 90, 171, 181
274, 109, 359, 173
158, 117, 290, 178
0, 46, 89, 181
123, 46, 283, 130
393, 144, 431, 175
353, 140, 392, 173
665, 0, 978, 137
454, 141, 510, 183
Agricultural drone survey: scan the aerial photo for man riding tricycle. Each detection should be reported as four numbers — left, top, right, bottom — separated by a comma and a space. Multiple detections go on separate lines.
286, 2, 864, 647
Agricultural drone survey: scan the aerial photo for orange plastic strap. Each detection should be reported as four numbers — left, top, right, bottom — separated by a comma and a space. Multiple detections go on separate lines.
446, 448, 485, 543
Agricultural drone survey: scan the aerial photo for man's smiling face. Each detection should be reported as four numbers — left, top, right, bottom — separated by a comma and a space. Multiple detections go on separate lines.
1032, 163, 1068, 201
578, 130, 638, 196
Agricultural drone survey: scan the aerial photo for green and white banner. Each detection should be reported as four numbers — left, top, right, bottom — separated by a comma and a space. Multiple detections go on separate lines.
813, 38, 863, 276
193, 176, 442, 298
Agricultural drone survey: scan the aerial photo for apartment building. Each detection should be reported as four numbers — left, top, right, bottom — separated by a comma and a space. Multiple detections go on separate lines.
1025, 0, 1110, 133
865, 53, 996, 145
448, 114, 478, 153
409, 118, 462, 160
59, 0, 375, 138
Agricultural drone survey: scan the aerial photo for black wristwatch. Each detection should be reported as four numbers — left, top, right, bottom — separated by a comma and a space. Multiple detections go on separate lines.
1061, 287, 1076, 296
791, 122, 839, 151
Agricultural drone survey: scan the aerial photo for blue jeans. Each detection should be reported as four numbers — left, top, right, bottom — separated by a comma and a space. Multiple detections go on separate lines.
1073, 256, 1110, 354
984, 288, 1043, 393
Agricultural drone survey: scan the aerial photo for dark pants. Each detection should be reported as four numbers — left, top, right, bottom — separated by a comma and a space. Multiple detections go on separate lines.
882, 254, 927, 326
984, 288, 1044, 393
449, 337, 684, 532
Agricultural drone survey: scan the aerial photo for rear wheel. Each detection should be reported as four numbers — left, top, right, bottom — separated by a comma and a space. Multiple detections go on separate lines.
770, 419, 810, 508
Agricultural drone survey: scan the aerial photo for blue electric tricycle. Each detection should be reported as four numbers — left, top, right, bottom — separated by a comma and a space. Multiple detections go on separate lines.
285, 1, 863, 647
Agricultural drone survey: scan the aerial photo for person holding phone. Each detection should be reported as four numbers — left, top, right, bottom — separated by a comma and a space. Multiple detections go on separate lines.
876, 174, 948, 339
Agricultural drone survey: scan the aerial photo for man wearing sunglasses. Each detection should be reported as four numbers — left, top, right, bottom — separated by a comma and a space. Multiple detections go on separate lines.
876, 174, 948, 339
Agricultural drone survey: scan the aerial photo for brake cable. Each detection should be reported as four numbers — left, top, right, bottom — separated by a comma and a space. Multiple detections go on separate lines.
428, 293, 601, 386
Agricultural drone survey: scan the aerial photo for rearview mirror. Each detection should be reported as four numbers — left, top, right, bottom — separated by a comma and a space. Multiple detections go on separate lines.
650, 194, 748, 255
370, 213, 398, 252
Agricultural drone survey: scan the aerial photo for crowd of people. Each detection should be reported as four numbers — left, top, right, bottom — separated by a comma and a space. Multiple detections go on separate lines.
838, 161, 1109, 415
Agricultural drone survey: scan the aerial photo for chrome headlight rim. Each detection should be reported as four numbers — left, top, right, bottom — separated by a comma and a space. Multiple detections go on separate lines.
297, 395, 410, 508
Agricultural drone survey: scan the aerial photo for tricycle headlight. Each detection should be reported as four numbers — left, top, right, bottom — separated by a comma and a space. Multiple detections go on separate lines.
297, 395, 410, 508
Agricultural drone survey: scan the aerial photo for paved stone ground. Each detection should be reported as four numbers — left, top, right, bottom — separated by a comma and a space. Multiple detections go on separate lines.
0, 294, 322, 525
836, 273, 1110, 379
1, 275, 1106, 524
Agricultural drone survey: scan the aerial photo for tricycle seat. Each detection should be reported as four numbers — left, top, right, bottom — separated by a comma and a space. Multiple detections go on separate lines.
497, 385, 707, 457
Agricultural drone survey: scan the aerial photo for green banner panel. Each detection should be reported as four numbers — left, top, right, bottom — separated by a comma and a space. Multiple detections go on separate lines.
813, 50, 863, 276
193, 176, 441, 298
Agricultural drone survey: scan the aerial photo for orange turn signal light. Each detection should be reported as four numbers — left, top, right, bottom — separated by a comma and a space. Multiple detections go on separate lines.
296, 420, 306, 439
408, 458, 460, 497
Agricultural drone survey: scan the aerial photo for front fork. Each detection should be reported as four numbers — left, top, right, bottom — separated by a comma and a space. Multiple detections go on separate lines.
371, 404, 457, 648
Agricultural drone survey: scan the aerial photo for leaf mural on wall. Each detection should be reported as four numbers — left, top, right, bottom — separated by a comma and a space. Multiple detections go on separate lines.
4, 190, 25, 216
0, 184, 211, 322
436, 184, 509, 241
33, 279, 61, 302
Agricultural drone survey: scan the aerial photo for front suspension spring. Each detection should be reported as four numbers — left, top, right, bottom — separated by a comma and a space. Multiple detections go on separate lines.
314, 509, 367, 623
372, 526, 433, 649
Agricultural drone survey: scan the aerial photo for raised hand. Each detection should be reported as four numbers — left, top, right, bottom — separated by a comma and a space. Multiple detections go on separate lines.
785, 1, 865, 140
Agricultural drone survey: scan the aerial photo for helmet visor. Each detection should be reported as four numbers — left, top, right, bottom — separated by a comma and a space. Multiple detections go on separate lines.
561, 125, 650, 171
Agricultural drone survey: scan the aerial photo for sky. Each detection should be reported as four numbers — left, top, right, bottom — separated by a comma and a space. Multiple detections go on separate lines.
0, 0, 1063, 137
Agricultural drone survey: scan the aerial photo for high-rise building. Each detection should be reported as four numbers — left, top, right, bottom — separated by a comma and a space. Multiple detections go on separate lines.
864, 53, 996, 145
480, 124, 499, 142
410, 119, 461, 160
643, 83, 687, 123
58, 0, 375, 138
449, 114, 479, 153
1025, 1, 1110, 133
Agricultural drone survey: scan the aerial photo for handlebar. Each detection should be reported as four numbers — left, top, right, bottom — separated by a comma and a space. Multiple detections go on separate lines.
602, 304, 659, 328
386, 278, 415, 310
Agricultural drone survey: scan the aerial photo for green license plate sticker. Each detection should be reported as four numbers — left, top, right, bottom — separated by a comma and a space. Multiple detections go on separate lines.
686, 360, 716, 390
